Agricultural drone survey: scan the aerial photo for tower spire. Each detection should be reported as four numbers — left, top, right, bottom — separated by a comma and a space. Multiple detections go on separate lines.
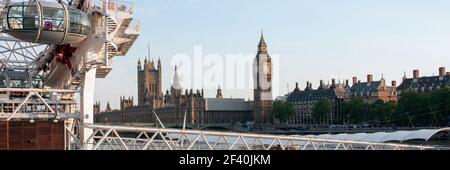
138, 58, 142, 70
157, 57, 161, 69
259, 30, 266, 46
172, 65, 181, 90
216, 85, 223, 99
258, 30, 267, 53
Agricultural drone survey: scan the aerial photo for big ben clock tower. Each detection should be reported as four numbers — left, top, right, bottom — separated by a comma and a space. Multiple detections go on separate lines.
253, 32, 273, 124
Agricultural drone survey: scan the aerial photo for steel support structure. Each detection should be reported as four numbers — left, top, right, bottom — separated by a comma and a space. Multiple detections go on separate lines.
80, 124, 434, 150
0, 88, 79, 120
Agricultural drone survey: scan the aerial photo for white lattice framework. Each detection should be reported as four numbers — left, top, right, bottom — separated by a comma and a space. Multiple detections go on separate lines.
0, 33, 48, 70
0, 0, 141, 150
79, 124, 435, 150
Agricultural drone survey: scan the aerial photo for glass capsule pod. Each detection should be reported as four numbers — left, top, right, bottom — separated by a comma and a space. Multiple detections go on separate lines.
1, 1, 91, 45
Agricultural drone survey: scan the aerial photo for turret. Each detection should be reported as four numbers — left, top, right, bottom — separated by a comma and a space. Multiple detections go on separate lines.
294, 82, 300, 92
137, 58, 142, 71
158, 57, 162, 70
330, 79, 336, 89
216, 85, 223, 98
318, 80, 325, 90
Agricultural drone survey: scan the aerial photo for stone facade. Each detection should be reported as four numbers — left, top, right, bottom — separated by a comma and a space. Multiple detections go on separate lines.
287, 79, 351, 125
137, 58, 163, 108
120, 96, 134, 110
95, 34, 273, 126
253, 32, 273, 124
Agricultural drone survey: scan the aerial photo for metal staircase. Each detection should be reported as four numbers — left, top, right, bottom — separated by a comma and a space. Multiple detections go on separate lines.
96, 0, 139, 78
106, 15, 118, 35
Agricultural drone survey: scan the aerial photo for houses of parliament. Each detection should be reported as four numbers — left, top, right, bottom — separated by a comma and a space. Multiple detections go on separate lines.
95, 33, 274, 126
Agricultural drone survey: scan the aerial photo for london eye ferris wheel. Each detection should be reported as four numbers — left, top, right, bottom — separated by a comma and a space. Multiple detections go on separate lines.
0, 0, 140, 149
0, 0, 140, 90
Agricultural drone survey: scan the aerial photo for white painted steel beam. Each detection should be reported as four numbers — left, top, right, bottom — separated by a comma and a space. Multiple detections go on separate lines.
81, 124, 434, 150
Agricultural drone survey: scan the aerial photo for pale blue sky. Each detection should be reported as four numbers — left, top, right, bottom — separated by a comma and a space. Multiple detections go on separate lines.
95, 0, 450, 109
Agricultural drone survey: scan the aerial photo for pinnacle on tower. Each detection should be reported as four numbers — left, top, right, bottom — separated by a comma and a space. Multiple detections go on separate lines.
216, 85, 223, 99
138, 58, 142, 70
158, 57, 162, 69
258, 30, 268, 53
172, 65, 182, 90
259, 30, 266, 46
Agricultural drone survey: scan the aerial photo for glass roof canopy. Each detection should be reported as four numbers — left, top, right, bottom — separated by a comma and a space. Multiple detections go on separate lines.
293, 128, 450, 143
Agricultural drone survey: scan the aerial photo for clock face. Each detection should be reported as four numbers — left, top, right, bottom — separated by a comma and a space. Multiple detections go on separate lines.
263, 62, 271, 74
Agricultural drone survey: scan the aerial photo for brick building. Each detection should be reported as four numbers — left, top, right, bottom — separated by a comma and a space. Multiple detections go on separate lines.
350, 74, 398, 103
397, 67, 449, 94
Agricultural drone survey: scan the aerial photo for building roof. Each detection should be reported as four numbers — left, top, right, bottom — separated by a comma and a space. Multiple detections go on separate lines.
205, 98, 253, 111
287, 87, 350, 101
398, 75, 450, 91
307, 128, 450, 143
351, 81, 383, 94
259, 31, 266, 46
275, 95, 289, 101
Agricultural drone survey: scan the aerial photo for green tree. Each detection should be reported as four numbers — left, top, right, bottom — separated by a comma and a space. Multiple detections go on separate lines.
368, 100, 385, 122
396, 89, 431, 127
339, 87, 449, 127
312, 98, 331, 124
272, 101, 295, 123
341, 99, 368, 124
429, 87, 450, 126
382, 101, 397, 126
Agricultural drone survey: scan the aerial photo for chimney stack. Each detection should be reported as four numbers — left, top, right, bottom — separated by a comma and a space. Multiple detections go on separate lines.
392, 81, 397, 87
413, 70, 420, 79
294, 82, 300, 92
439, 67, 445, 77
352, 77, 358, 85
367, 74, 373, 83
